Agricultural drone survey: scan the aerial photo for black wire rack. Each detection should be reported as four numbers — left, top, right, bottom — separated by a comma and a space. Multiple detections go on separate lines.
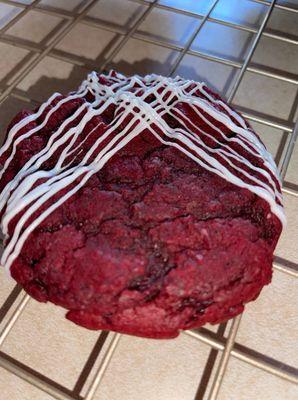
0, 0, 297, 399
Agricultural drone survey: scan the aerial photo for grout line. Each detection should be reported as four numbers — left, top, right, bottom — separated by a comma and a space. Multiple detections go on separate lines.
194, 323, 228, 400
184, 329, 298, 384
0, 352, 81, 400
0, 285, 22, 324
34, 5, 298, 46
249, 0, 298, 13
246, 64, 298, 85
1, 0, 297, 19
34, 7, 298, 46
97, 0, 158, 72
206, 18, 298, 46
196, 351, 220, 399
169, 0, 220, 76
0, 293, 30, 347
0, 0, 98, 105
264, 31, 297, 45
84, 333, 121, 400
82, 16, 127, 35
203, 2, 282, 397
0, 0, 42, 36
2, 0, 297, 46
0, 9, 297, 86
72, 331, 110, 396
186, 49, 298, 85
237, 109, 294, 132
1, 32, 297, 86
1, 22, 297, 86
129, 0, 298, 15
279, 120, 298, 180
227, 0, 277, 102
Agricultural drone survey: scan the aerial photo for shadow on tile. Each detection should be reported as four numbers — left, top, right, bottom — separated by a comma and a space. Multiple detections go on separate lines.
0, 285, 22, 325
109, 57, 178, 76
0, 57, 232, 150
15, 64, 90, 103
54, 24, 123, 67
233, 341, 298, 377
0, 351, 77, 399
85, 0, 147, 32
193, 323, 228, 400
5, 10, 65, 46
1, 15, 66, 87
110, 57, 236, 98
11, 57, 235, 105
0, 65, 89, 136
0, 44, 32, 89
283, 181, 298, 193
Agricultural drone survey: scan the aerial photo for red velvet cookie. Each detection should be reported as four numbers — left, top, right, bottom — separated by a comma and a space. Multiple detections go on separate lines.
0, 71, 284, 338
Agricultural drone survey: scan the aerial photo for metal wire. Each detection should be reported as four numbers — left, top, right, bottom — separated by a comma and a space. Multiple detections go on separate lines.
0, 293, 30, 347
84, 333, 121, 400
169, 0, 221, 76
1, 5, 297, 86
0, 0, 99, 104
279, 120, 298, 180
0, 353, 80, 400
184, 329, 298, 384
227, 0, 277, 102
0, 0, 41, 36
0, 0, 297, 399
207, 315, 243, 400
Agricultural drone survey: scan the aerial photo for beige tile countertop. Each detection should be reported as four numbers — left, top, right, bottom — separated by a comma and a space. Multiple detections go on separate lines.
0, 1, 297, 400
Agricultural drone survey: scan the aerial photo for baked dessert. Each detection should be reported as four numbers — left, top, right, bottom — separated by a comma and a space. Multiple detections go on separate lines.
0, 71, 284, 338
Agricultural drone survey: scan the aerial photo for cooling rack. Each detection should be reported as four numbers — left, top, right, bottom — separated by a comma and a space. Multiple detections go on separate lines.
0, 0, 297, 399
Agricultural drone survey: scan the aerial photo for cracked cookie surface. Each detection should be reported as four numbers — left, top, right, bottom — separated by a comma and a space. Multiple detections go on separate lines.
0, 72, 282, 338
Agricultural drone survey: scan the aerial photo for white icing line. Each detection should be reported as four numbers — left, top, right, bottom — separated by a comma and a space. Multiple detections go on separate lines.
0, 71, 285, 274
164, 110, 282, 203
0, 92, 61, 158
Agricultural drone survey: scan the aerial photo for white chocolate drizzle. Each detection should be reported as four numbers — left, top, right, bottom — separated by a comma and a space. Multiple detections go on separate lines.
0, 71, 285, 274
